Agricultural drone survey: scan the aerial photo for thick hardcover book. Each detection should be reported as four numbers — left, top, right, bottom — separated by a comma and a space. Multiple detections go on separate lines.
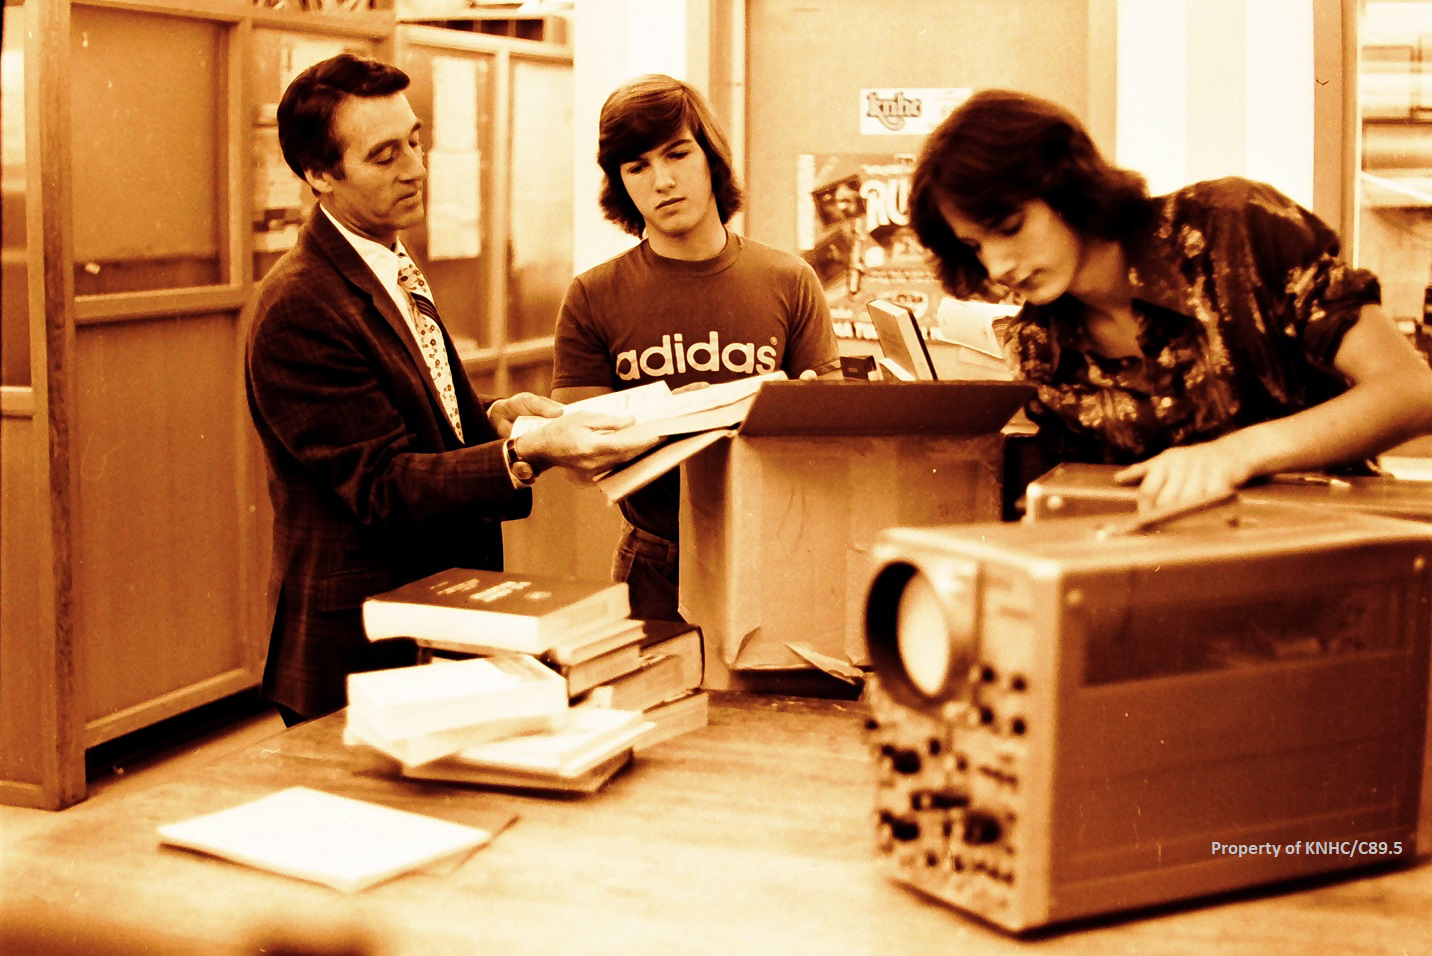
633, 690, 710, 751
638, 621, 704, 690
157, 787, 497, 893
579, 652, 688, 713
560, 643, 647, 698
542, 617, 647, 668
363, 568, 631, 655
345, 654, 568, 741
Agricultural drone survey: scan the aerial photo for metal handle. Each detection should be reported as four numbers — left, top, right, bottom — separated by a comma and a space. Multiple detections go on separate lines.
1096, 489, 1239, 538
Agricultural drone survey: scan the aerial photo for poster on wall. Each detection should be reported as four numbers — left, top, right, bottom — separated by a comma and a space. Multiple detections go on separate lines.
796, 152, 946, 342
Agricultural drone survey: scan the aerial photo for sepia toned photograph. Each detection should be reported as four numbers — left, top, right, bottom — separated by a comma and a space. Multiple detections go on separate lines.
4, 1, 1432, 954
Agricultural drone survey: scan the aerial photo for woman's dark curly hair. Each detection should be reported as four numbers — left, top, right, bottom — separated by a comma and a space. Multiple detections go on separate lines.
597, 75, 743, 237
909, 89, 1153, 298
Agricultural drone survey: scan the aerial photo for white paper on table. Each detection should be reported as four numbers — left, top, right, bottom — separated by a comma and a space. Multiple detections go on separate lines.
157, 786, 493, 893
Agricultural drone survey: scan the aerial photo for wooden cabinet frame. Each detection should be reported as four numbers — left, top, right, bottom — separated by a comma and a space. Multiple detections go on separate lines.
0, 0, 392, 810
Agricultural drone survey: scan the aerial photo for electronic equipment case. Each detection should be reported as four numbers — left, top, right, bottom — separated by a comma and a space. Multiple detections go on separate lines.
1024, 462, 1432, 523
862, 498, 1432, 931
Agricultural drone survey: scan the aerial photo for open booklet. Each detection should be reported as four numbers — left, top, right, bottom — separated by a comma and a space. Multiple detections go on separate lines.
933, 296, 1022, 359
511, 371, 788, 445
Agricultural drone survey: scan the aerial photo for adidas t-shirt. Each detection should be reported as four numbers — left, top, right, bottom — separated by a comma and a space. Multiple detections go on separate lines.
553, 232, 840, 541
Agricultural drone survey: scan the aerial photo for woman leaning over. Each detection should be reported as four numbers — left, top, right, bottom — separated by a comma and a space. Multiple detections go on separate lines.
909, 89, 1432, 510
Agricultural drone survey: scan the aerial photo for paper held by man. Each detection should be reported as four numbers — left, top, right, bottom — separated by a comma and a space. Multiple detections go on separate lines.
509, 371, 787, 445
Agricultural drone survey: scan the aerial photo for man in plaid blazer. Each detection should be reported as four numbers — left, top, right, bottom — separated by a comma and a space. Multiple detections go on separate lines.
246, 54, 651, 722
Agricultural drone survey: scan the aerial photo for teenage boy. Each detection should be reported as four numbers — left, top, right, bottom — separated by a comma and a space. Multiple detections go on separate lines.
552, 75, 841, 621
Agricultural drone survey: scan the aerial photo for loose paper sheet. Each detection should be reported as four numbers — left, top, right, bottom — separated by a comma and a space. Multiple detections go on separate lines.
157, 787, 494, 893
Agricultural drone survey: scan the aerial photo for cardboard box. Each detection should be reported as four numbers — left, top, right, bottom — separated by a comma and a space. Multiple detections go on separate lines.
677, 380, 1032, 689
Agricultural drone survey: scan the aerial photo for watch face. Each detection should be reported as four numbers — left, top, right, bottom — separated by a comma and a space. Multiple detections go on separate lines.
506, 440, 536, 484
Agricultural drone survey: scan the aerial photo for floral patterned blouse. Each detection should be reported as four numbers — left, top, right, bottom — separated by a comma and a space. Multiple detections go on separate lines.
1005, 177, 1381, 466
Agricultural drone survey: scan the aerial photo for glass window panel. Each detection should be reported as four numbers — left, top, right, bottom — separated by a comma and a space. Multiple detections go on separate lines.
400, 46, 497, 355
1357, 2, 1432, 330
70, 6, 224, 296
251, 29, 375, 281
508, 56, 572, 344
2, 3, 29, 386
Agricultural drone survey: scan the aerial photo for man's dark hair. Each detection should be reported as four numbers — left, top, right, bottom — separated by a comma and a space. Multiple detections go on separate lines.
277, 53, 411, 183
909, 89, 1152, 298
596, 75, 743, 237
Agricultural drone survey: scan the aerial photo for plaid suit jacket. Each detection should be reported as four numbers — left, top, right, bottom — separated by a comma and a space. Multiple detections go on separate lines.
245, 210, 532, 718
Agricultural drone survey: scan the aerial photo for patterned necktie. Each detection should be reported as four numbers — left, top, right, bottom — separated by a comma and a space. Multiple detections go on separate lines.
395, 251, 464, 443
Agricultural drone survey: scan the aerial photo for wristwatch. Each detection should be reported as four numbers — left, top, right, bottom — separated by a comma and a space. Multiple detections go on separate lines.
504, 438, 536, 486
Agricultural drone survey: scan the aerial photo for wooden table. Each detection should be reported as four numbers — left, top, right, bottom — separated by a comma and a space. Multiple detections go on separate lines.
2, 693, 1430, 955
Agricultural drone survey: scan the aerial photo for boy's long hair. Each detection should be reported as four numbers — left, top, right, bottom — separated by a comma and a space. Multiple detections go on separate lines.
277, 53, 410, 184
597, 75, 743, 237
909, 89, 1152, 298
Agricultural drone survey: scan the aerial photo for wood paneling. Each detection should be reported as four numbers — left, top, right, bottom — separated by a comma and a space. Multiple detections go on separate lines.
0, 414, 52, 804
71, 312, 264, 744
68, 6, 225, 283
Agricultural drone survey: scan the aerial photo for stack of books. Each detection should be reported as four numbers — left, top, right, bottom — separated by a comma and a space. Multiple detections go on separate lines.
355, 568, 710, 791
575, 619, 708, 753
400, 704, 652, 794
361, 567, 636, 659
343, 654, 571, 768
343, 656, 653, 794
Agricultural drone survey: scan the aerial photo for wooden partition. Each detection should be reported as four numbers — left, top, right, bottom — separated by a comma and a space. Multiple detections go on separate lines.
2, 0, 84, 811
0, 0, 393, 810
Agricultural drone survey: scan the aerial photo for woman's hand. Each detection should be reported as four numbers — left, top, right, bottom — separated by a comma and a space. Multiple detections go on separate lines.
1114, 435, 1257, 511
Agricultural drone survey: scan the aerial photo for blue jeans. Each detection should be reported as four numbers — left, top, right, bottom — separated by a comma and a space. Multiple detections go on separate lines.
612, 524, 684, 622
